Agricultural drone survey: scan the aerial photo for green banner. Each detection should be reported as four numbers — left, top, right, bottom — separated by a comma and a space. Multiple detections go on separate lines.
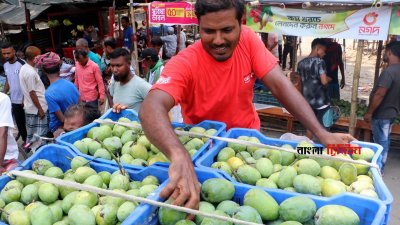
389, 6, 400, 35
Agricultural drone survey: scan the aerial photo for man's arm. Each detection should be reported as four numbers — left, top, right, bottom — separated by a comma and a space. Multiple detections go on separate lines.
3, 78, 9, 94
94, 66, 105, 104
0, 127, 8, 165
139, 90, 200, 215
320, 74, 331, 86
364, 87, 388, 123
54, 110, 65, 126
29, 91, 45, 118
262, 65, 354, 145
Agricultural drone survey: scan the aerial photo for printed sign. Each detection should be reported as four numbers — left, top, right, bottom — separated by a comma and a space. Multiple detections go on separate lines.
149, 2, 198, 25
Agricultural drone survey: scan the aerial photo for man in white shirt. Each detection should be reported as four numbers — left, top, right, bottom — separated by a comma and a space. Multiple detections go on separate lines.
267, 33, 279, 58
179, 28, 187, 52
161, 27, 177, 59
0, 92, 19, 172
2, 42, 27, 144
19, 46, 49, 144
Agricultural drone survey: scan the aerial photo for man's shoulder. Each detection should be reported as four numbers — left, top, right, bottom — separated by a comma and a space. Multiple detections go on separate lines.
0, 92, 10, 103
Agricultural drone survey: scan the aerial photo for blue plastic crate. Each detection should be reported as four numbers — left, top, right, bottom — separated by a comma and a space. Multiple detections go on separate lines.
0, 144, 170, 225
195, 128, 391, 224
126, 168, 386, 225
57, 108, 226, 170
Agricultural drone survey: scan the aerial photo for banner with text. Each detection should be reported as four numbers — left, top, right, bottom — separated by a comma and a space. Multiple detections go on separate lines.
149, 2, 198, 25
389, 6, 400, 35
246, 5, 391, 40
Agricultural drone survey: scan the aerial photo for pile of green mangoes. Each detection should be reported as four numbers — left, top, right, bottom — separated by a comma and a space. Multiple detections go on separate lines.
73, 117, 217, 166
331, 99, 368, 118
211, 138, 379, 199
158, 178, 360, 225
0, 156, 160, 225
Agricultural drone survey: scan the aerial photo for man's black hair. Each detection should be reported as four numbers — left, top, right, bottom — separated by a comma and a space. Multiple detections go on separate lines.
386, 41, 400, 58
1, 42, 13, 49
104, 37, 117, 49
64, 103, 101, 126
151, 36, 163, 47
311, 38, 327, 49
74, 48, 88, 59
109, 48, 131, 63
195, 0, 245, 23
121, 16, 129, 23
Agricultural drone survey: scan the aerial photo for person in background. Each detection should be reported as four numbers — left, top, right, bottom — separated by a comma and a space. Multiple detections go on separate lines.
55, 48, 74, 82
282, 35, 297, 70
277, 34, 283, 65
141, 48, 164, 85
75, 38, 101, 70
109, 48, 151, 113
267, 33, 279, 59
297, 38, 331, 139
35, 52, 79, 136
121, 16, 135, 53
1, 42, 27, 144
151, 36, 165, 60
323, 38, 345, 100
101, 37, 117, 79
74, 49, 105, 109
0, 93, 19, 173
179, 28, 187, 52
62, 103, 101, 134
161, 27, 177, 59
364, 41, 400, 172
19, 46, 49, 145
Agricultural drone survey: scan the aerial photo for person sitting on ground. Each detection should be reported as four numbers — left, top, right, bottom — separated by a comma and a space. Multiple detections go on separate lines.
35, 52, 80, 136
0, 92, 19, 172
109, 48, 151, 114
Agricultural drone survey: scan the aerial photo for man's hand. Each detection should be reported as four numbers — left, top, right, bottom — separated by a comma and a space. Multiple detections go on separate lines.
340, 78, 345, 89
38, 109, 46, 119
112, 103, 128, 113
364, 113, 372, 123
317, 131, 356, 146
160, 154, 200, 220
53, 128, 65, 138
99, 99, 105, 105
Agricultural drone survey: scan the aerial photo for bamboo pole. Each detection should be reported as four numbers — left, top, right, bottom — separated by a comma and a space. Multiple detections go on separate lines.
129, 0, 140, 76
374, 40, 383, 85
349, 40, 364, 136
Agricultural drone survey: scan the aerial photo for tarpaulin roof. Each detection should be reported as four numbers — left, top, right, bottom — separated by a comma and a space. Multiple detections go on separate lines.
256, 0, 400, 4
0, 3, 50, 25
22, 0, 107, 5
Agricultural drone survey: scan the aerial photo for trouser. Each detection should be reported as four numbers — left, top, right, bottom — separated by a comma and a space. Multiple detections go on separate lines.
26, 112, 49, 143
372, 118, 394, 171
312, 106, 331, 129
11, 103, 27, 142
278, 44, 283, 65
282, 45, 294, 69
328, 83, 340, 100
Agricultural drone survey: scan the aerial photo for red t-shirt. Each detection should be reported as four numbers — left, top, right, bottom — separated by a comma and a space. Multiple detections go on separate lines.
152, 26, 278, 129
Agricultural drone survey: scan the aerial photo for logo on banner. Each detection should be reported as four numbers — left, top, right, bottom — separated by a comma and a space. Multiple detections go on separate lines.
359, 12, 380, 35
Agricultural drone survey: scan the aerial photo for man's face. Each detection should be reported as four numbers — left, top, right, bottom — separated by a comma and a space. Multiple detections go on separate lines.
199, 8, 241, 62
63, 114, 85, 133
121, 19, 128, 29
76, 55, 89, 66
317, 45, 327, 58
104, 46, 114, 56
144, 58, 156, 69
110, 56, 130, 81
1, 47, 16, 62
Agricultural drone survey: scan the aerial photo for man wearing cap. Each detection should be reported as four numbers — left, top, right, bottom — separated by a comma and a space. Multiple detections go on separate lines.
109, 48, 150, 114
19, 46, 49, 144
141, 48, 164, 85
74, 49, 105, 109
161, 27, 177, 59
35, 52, 79, 135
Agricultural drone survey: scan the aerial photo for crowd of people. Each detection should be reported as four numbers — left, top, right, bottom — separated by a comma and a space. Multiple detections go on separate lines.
0, 0, 399, 212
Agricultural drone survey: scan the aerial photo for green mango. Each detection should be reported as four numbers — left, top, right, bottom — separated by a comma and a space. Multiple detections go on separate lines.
279, 196, 316, 223
201, 178, 234, 204
31, 205, 53, 225
68, 204, 96, 225
244, 188, 279, 221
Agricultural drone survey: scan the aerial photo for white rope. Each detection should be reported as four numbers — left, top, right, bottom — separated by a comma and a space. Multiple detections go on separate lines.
8, 171, 263, 225
93, 119, 380, 171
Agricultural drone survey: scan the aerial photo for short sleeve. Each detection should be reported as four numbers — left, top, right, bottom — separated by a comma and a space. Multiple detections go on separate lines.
377, 69, 393, 88
45, 93, 60, 113
138, 79, 151, 100
246, 27, 278, 79
0, 94, 14, 128
151, 54, 191, 105
318, 59, 327, 76
24, 71, 39, 92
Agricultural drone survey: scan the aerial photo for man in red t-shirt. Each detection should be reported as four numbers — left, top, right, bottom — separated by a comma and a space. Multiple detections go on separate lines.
139, 0, 355, 213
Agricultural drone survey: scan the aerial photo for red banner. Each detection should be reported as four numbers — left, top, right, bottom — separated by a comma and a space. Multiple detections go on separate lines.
149, 2, 198, 25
